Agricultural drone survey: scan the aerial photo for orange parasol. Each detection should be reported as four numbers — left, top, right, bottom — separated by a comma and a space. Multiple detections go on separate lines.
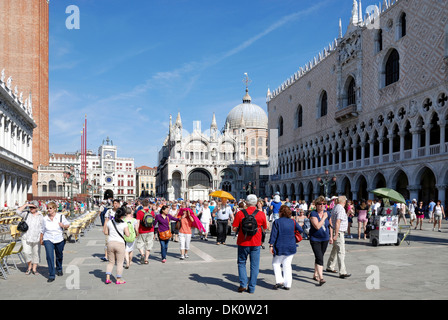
209, 190, 235, 201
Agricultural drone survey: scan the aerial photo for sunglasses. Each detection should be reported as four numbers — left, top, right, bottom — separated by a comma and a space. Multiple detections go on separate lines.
316, 203, 325, 205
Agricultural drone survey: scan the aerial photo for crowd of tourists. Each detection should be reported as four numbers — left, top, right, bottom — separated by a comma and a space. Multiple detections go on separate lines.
9, 193, 445, 293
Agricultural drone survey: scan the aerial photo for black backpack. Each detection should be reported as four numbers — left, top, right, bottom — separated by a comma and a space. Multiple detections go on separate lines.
241, 209, 259, 237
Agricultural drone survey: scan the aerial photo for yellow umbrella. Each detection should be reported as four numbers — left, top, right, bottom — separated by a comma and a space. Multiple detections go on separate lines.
209, 190, 235, 201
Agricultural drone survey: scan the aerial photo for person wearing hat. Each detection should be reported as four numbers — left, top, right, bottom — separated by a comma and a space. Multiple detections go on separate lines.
232, 194, 267, 294
16, 201, 44, 275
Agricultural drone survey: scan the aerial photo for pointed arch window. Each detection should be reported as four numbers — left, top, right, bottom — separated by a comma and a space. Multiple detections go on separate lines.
297, 105, 303, 128
278, 116, 284, 137
320, 91, 328, 117
347, 78, 356, 106
385, 49, 400, 86
399, 12, 406, 38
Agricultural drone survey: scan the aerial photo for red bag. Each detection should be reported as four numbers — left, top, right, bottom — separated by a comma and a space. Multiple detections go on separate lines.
294, 221, 303, 243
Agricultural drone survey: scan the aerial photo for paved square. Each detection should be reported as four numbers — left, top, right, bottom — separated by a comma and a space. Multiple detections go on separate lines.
1, 216, 447, 301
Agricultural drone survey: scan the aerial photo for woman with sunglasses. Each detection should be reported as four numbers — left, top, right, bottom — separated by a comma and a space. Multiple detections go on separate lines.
40, 202, 70, 283
309, 195, 330, 286
415, 201, 426, 230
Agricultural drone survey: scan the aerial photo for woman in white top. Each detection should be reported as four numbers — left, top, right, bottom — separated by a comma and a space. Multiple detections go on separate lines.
433, 201, 445, 232
103, 207, 130, 284
16, 201, 44, 275
40, 202, 70, 283
199, 201, 212, 241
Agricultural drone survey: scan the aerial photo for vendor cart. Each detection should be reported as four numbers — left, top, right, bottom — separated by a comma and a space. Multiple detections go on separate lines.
369, 206, 399, 246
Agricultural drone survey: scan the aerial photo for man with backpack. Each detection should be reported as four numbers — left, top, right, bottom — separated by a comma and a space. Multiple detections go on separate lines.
232, 194, 267, 294
135, 199, 155, 264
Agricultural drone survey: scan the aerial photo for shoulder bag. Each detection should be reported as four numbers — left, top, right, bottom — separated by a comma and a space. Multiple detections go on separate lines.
293, 220, 303, 243
17, 212, 30, 232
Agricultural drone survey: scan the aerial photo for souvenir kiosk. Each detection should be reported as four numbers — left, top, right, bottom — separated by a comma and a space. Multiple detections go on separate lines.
369, 206, 399, 247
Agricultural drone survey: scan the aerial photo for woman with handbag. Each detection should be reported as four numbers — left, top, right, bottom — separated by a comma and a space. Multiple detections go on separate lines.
104, 207, 130, 284
40, 202, 70, 283
155, 205, 180, 263
268, 205, 303, 290
16, 201, 43, 275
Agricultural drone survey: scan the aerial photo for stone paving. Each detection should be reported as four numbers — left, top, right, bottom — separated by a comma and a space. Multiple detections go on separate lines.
1, 215, 447, 302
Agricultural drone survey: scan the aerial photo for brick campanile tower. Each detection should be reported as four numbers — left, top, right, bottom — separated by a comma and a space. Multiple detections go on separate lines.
0, 0, 49, 195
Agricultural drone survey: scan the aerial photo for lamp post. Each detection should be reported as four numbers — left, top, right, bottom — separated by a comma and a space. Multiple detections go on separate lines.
64, 166, 75, 217
317, 169, 337, 199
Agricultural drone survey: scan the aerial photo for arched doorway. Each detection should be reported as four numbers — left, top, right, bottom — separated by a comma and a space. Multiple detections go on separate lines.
372, 172, 386, 189
297, 182, 304, 201
341, 177, 352, 200
104, 189, 114, 200
188, 169, 212, 201
290, 183, 296, 200
306, 181, 313, 202
356, 175, 368, 201
394, 170, 410, 200
418, 167, 437, 205
282, 185, 287, 199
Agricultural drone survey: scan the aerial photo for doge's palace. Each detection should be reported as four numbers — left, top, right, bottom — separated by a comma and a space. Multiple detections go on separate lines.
266, 0, 448, 206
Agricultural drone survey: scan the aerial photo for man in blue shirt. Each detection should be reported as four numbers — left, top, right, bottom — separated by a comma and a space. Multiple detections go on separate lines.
428, 199, 436, 222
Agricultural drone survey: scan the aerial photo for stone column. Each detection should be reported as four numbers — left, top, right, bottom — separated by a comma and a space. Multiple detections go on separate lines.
436, 184, 447, 209
438, 119, 446, 150
345, 146, 350, 168
367, 189, 374, 201
4, 118, 11, 151
399, 131, 405, 160
0, 172, 4, 207
0, 112, 4, 149
369, 138, 374, 164
338, 148, 343, 170
5, 173, 11, 208
387, 134, 394, 162
410, 128, 420, 159
351, 189, 358, 201
407, 185, 421, 204
360, 141, 366, 165
332, 151, 336, 171
11, 175, 17, 207
378, 136, 384, 163
424, 124, 431, 156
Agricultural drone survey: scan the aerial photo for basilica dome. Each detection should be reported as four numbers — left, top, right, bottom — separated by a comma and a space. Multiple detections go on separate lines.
225, 89, 268, 130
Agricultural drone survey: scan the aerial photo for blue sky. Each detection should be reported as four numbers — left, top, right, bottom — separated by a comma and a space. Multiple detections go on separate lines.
49, 0, 382, 167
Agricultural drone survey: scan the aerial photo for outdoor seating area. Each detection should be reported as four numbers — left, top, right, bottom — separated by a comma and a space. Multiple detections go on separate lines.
65, 211, 100, 243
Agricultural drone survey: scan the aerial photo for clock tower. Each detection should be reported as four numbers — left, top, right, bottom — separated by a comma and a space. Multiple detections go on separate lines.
98, 137, 117, 195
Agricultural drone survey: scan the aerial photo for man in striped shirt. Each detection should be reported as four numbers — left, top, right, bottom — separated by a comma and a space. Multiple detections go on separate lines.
326, 196, 351, 279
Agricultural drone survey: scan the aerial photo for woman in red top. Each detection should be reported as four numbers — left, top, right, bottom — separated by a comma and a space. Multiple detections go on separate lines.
177, 208, 194, 260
